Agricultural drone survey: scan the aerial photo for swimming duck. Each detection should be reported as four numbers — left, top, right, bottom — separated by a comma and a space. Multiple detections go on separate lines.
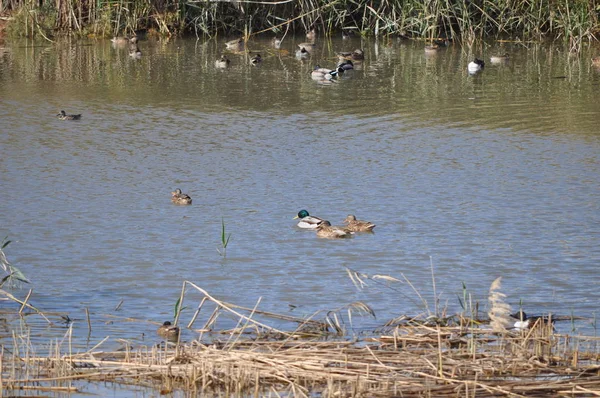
490, 53, 509, 64
467, 58, 485, 73
316, 221, 353, 239
297, 42, 316, 53
343, 214, 376, 232
171, 188, 192, 205
215, 55, 230, 68
111, 36, 130, 45
424, 44, 441, 54
592, 56, 600, 66
337, 59, 354, 70
250, 53, 262, 65
157, 321, 180, 339
305, 29, 316, 41
294, 209, 325, 229
511, 311, 554, 330
311, 65, 344, 81
296, 47, 310, 59
338, 49, 364, 60
129, 46, 142, 58
56, 110, 81, 120
225, 38, 244, 52
271, 37, 282, 49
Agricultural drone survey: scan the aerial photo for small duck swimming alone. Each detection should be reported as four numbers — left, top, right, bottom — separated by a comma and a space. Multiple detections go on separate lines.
271, 37, 282, 49
294, 209, 325, 229
157, 321, 180, 339
56, 110, 81, 120
468, 58, 485, 73
250, 54, 262, 65
215, 55, 231, 68
225, 38, 244, 52
316, 221, 353, 239
490, 53, 510, 64
171, 188, 192, 205
511, 310, 554, 330
343, 214, 376, 232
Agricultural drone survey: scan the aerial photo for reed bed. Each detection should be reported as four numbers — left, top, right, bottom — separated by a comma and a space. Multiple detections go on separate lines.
2, 281, 599, 397
1, 0, 599, 49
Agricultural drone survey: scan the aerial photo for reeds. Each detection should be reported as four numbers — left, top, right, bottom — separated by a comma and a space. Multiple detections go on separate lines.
2, 0, 598, 48
2, 282, 599, 397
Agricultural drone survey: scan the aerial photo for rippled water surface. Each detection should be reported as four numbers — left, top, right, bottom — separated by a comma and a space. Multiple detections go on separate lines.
1, 36, 599, 357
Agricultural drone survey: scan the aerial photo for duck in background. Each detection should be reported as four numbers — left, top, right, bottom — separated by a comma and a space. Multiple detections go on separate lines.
294, 210, 325, 229
305, 28, 316, 41
490, 53, 510, 64
215, 55, 230, 68
128, 36, 141, 58
271, 37, 282, 49
296, 47, 310, 59
56, 110, 81, 120
311, 65, 344, 81
171, 188, 192, 205
343, 214, 376, 232
250, 53, 262, 65
468, 58, 485, 73
338, 49, 364, 61
225, 38, 244, 52
511, 310, 555, 330
157, 321, 180, 340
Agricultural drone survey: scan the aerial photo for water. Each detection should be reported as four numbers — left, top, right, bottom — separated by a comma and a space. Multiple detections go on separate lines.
1, 36, 599, 358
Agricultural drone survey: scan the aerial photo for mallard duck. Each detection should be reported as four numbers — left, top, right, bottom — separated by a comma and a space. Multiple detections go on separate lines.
271, 37, 282, 49
305, 29, 316, 41
510, 311, 555, 330
338, 49, 364, 61
311, 65, 344, 81
215, 55, 230, 68
250, 53, 262, 65
157, 321, 180, 339
468, 58, 485, 73
316, 221, 353, 239
337, 59, 354, 70
343, 214, 376, 232
225, 38, 244, 52
294, 209, 325, 229
56, 110, 81, 120
592, 56, 600, 66
490, 53, 509, 64
171, 188, 192, 205
296, 47, 310, 59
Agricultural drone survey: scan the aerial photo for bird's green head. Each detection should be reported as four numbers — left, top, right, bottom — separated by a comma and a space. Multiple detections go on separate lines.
295, 209, 310, 219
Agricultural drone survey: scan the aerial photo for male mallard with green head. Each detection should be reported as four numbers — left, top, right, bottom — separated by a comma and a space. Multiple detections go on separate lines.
171, 188, 192, 205
343, 214, 376, 232
157, 321, 180, 339
294, 209, 325, 229
56, 110, 81, 120
316, 221, 353, 239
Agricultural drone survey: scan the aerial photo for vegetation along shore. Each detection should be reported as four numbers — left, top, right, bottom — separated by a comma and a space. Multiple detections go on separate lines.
0, 0, 599, 52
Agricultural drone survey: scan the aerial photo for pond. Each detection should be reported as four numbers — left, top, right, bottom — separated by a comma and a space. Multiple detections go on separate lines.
1, 34, 599, 360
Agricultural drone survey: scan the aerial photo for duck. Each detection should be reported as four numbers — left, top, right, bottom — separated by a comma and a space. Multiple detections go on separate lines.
294, 209, 325, 229
510, 310, 554, 330
343, 214, 376, 232
271, 37, 282, 49
338, 49, 364, 61
129, 46, 142, 58
250, 53, 262, 65
171, 188, 192, 205
341, 30, 356, 40
311, 65, 344, 81
225, 38, 244, 52
316, 221, 353, 239
592, 56, 600, 66
157, 321, 180, 339
56, 110, 81, 120
468, 58, 485, 73
490, 53, 509, 64
297, 42, 316, 53
215, 55, 230, 68
296, 47, 310, 59
424, 44, 441, 54
305, 29, 316, 41
111, 36, 130, 45
337, 59, 354, 71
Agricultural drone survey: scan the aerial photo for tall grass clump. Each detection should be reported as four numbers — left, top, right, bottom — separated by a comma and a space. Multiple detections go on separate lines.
0, 236, 30, 287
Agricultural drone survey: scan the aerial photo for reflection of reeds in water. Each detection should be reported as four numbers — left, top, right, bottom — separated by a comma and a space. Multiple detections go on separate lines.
2, 280, 598, 397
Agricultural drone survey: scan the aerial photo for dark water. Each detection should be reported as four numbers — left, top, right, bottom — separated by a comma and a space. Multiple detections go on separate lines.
1, 36, 599, 364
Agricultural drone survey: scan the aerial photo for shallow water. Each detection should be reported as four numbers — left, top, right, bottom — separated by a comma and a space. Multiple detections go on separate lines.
1, 36, 600, 363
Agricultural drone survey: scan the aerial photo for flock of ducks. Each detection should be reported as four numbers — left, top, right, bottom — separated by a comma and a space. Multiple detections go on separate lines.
293, 209, 376, 239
